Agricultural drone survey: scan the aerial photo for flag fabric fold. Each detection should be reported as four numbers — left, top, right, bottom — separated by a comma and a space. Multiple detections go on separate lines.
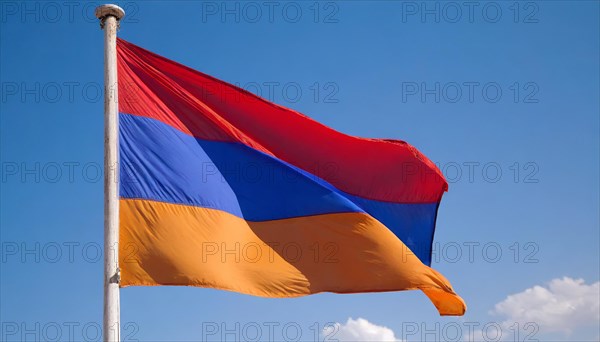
116, 38, 466, 316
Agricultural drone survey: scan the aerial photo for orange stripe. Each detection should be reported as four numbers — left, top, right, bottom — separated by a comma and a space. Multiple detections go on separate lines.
119, 199, 466, 316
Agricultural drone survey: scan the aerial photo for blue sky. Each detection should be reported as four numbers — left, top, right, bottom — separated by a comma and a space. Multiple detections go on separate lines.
1, 1, 599, 341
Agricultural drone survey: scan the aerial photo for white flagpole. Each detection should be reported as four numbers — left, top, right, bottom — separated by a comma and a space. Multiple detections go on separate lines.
95, 4, 125, 342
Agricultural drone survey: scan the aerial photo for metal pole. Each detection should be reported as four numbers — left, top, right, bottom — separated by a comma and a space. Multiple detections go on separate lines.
95, 4, 125, 342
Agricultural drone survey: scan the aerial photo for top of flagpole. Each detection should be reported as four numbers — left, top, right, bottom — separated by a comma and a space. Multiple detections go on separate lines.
95, 4, 125, 28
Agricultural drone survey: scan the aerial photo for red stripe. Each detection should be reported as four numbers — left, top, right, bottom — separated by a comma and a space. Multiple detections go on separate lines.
117, 38, 447, 203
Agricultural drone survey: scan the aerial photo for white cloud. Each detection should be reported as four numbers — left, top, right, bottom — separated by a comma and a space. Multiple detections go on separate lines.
491, 277, 600, 334
323, 318, 402, 342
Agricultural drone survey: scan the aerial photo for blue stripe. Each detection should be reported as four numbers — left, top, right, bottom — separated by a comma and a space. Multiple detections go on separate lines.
348, 195, 438, 266
119, 113, 437, 265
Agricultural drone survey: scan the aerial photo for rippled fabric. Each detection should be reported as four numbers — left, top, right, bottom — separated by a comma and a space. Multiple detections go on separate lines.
116, 38, 465, 316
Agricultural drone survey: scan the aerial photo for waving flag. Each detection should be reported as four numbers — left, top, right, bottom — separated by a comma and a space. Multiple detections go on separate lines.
116, 38, 466, 316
